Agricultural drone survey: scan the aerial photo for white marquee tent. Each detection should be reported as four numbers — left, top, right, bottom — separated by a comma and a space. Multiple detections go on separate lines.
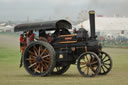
76, 17, 128, 38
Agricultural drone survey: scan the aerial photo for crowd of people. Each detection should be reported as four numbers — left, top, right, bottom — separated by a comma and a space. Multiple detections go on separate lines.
19, 30, 53, 54
20, 30, 35, 54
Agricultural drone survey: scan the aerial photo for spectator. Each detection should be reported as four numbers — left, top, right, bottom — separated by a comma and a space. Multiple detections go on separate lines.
20, 34, 26, 54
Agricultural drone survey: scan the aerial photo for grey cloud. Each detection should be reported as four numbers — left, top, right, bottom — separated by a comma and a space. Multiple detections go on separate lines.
0, 0, 128, 21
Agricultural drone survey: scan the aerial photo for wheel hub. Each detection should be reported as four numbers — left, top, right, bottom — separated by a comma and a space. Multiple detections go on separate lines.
86, 62, 91, 67
36, 56, 42, 62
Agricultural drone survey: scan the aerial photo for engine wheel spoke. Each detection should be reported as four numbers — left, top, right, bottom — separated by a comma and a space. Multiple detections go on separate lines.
41, 66, 44, 73
28, 63, 36, 68
87, 67, 89, 75
80, 62, 87, 65
40, 48, 47, 56
104, 59, 110, 62
80, 65, 87, 69
43, 59, 50, 64
86, 55, 89, 62
33, 48, 38, 56
103, 64, 109, 70
29, 50, 35, 56
102, 55, 107, 60
101, 66, 105, 73
104, 62, 110, 65
90, 61, 98, 65
33, 46, 38, 52
41, 54, 50, 59
38, 46, 41, 56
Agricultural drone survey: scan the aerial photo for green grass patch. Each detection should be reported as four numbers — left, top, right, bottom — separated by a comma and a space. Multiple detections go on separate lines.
0, 34, 128, 85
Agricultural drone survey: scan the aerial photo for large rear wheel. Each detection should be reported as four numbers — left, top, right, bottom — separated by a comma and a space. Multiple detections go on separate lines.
23, 41, 56, 76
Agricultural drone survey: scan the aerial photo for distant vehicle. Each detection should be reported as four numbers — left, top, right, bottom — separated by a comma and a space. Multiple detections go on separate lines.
14, 10, 112, 77
0, 24, 14, 32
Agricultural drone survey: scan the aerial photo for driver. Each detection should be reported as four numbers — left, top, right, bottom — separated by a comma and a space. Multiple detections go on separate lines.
39, 30, 51, 43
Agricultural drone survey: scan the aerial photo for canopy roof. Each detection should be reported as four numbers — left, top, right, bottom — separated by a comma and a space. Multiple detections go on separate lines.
14, 20, 72, 32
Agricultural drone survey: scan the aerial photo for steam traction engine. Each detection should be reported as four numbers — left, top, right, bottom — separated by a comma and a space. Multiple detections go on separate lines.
14, 10, 112, 77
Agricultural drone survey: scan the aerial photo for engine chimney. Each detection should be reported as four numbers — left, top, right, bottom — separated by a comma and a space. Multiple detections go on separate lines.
89, 10, 96, 39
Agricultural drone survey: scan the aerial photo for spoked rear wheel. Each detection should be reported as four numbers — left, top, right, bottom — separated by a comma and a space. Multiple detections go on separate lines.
51, 65, 70, 75
23, 41, 56, 76
98, 51, 112, 75
77, 52, 101, 77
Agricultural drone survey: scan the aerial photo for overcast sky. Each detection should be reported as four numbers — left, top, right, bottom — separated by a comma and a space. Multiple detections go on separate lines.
0, 0, 128, 21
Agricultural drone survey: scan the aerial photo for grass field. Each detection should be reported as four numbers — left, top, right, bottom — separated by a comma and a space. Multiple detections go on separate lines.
0, 33, 128, 85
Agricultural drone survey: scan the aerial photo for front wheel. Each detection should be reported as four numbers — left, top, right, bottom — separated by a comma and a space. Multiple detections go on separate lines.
77, 52, 101, 77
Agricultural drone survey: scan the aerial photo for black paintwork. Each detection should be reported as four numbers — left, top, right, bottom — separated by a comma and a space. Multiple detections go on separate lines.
51, 38, 100, 66
89, 10, 96, 39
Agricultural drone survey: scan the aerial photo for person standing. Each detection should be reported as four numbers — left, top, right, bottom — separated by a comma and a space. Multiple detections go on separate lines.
26, 31, 30, 46
29, 30, 35, 42
20, 34, 26, 54
19, 33, 26, 68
